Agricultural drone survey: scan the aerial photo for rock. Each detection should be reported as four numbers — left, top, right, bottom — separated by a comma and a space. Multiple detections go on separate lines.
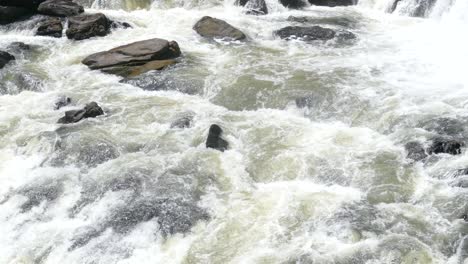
193, 16, 246, 41
206, 124, 228, 152
308, 0, 355, 6
404, 141, 427, 161
287, 16, 359, 28
0, 51, 15, 69
82, 38, 181, 77
54, 96, 71, 110
0, 6, 32, 24
36, 17, 63, 37
0, 0, 45, 9
170, 115, 193, 129
428, 137, 463, 155
275, 26, 340, 41
110, 20, 132, 29
6, 42, 31, 54
57, 102, 104, 124
279, 0, 306, 9
236, 0, 268, 15
66, 13, 110, 40
38, 0, 84, 17
275, 26, 356, 41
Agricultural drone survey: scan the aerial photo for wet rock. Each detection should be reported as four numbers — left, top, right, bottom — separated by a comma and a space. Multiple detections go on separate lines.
82, 38, 181, 77
38, 0, 84, 17
36, 17, 63, 37
193, 16, 246, 41
308, 0, 355, 6
405, 141, 427, 161
428, 137, 463, 155
110, 20, 132, 29
275, 26, 356, 41
287, 16, 359, 28
0, 51, 15, 69
57, 102, 104, 124
279, 0, 307, 8
6, 42, 31, 53
54, 96, 71, 110
0, 0, 46, 9
0, 6, 33, 25
206, 124, 228, 152
170, 115, 193, 129
236, 0, 268, 15
66, 13, 110, 40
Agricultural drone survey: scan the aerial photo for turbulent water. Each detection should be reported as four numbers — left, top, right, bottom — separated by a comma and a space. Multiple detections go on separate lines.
0, 0, 467, 263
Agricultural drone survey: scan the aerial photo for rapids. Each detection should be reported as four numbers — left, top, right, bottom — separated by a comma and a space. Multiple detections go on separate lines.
0, 0, 467, 263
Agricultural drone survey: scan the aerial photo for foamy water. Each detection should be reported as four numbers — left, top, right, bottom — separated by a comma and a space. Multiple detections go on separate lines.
0, 0, 467, 263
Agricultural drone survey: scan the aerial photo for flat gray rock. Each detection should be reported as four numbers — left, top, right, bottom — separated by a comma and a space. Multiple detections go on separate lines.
193, 16, 246, 41
38, 0, 84, 17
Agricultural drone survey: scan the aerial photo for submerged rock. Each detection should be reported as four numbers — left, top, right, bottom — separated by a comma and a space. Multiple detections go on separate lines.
0, 6, 32, 25
428, 137, 463, 155
170, 114, 193, 129
54, 96, 71, 110
82, 38, 181, 77
36, 17, 63, 37
66, 13, 110, 40
206, 124, 228, 152
110, 20, 132, 29
405, 141, 427, 161
0, 51, 15, 69
57, 102, 104, 124
38, 0, 84, 17
193, 16, 246, 41
236, 0, 268, 15
308, 0, 355, 6
6, 42, 31, 53
275, 26, 356, 41
287, 16, 359, 28
279, 0, 307, 8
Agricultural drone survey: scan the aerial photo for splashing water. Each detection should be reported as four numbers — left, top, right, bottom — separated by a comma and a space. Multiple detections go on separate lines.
0, 0, 468, 263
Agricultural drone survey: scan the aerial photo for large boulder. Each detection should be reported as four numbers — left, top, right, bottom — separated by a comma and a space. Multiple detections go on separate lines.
38, 0, 84, 17
36, 17, 63, 37
0, 0, 45, 9
0, 6, 32, 25
275, 26, 356, 41
308, 0, 355, 6
0, 51, 15, 69
66, 13, 110, 40
82, 38, 181, 77
206, 124, 228, 152
57, 102, 104, 124
193, 16, 246, 41
236, 0, 268, 15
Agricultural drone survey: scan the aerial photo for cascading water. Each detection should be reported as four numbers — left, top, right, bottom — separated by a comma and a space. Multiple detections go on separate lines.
1, 0, 468, 263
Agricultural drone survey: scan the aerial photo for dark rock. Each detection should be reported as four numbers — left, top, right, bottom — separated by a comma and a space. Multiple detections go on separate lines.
66, 13, 110, 40
428, 137, 463, 155
236, 0, 268, 15
38, 0, 84, 17
36, 17, 63, 37
0, 51, 15, 69
206, 124, 228, 152
193, 16, 246, 41
0, 0, 46, 9
308, 0, 355, 6
404, 141, 427, 161
295, 97, 313, 108
57, 102, 104, 124
275, 26, 336, 41
279, 0, 306, 9
110, 20, 132, 29
0, 6, 32, 25
6, 42, 32, 55
170, 115, 193, 129
82, 38, 181, 77
287, 16, 359, 28
54, 96, 71, 110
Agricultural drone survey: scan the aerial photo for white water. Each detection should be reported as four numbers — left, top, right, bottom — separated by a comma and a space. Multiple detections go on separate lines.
1, 0, 468, 263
